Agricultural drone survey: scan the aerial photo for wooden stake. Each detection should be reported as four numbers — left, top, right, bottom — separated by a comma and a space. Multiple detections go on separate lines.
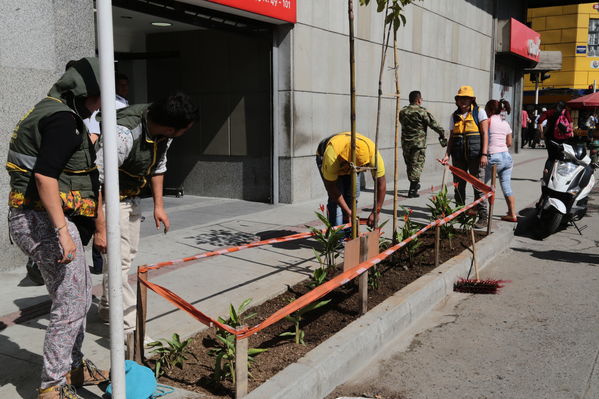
134, 268, 148, 363
470, 228, 479, 281
125, 332, 135, 361
434, 225, 441, 267
435, 167, 447, 267
235, 335, 248, 398
358, 235, 372, 314
486, 165, 497, 236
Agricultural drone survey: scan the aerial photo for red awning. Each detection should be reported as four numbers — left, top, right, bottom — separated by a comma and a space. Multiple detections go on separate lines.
567, 92, 599, 109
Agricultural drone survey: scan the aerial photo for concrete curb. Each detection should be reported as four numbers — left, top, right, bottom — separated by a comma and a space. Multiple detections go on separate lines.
246, 223, 515, 399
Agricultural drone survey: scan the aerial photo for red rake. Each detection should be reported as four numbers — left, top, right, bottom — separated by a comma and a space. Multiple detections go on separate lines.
453, 228, 508, 294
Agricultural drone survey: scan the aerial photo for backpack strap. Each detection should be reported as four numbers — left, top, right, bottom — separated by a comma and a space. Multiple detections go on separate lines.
472, 105, 480, 129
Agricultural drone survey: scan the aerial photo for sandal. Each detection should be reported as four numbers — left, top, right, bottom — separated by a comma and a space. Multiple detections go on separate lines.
500, 215, 518, 223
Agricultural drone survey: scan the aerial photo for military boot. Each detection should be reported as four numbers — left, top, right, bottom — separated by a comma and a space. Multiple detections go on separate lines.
38, 385, 82, 399
407, 181, 421, 198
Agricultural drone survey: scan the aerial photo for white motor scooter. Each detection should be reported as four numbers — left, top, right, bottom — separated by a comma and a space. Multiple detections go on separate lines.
536, 140, 597, 238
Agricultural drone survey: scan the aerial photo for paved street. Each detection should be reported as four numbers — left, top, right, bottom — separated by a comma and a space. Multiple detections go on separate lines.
330, 188, 599, 399
0, 149, 552, 398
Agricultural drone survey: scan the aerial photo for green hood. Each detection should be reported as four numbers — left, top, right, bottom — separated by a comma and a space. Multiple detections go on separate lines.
47, 57, 101, 109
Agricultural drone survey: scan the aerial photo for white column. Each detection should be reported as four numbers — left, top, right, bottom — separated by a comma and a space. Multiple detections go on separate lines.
96, 1, 126, 397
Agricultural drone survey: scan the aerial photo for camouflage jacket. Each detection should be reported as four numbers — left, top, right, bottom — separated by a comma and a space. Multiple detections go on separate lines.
399, 104, 446, 146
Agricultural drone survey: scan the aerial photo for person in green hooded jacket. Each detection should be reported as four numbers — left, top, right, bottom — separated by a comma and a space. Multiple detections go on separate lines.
6, 57, 109, 399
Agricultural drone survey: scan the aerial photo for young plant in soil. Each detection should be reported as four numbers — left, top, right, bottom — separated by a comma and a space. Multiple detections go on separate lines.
209, 299, 267, 383
307, 206, 345, 275
395, 207, 422, 267
427, 184, 461, 249
147, 333, 196, 378
279, 299, 332, 345
309, 266, 328, 288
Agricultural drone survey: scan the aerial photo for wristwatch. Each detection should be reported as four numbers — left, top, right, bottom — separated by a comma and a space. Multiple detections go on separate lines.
481, 153, 489, 156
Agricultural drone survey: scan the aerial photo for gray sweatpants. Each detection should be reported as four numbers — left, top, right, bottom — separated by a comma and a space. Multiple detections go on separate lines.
8, 208, 91, 389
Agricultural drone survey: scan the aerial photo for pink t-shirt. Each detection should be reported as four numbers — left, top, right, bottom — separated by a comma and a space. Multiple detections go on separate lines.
488, 114, 512, 154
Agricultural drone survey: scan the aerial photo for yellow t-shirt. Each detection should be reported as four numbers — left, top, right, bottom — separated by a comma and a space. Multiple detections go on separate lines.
319, 132, 385, 181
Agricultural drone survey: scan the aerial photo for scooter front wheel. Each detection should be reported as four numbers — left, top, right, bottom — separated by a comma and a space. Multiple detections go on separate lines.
539, 207, 563, 238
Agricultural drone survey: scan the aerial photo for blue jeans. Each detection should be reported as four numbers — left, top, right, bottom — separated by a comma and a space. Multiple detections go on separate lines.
485, 151, 513, 197
315, 151, 360, 226
325, 174, 361, 227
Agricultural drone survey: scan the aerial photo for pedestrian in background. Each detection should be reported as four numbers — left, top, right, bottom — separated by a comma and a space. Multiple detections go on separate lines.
6, 57, 109, 399
441, 86, 489, 228
399, 91, 447, 198
485, 100, 517, 222
521, 107, 531, 148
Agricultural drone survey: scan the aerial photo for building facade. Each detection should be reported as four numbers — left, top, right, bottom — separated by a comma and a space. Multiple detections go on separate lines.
525, 2, 599, 103
1, 0, 530, 271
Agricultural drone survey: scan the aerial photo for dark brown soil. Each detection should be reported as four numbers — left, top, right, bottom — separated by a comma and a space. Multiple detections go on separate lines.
152, 229, 486, 398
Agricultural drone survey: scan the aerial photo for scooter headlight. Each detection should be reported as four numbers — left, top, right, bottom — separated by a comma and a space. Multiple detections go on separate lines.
556, 163, 577, 176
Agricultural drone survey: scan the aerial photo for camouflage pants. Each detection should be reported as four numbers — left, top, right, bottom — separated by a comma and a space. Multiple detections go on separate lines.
402, 140, 426, 182
8, 208, 91, 389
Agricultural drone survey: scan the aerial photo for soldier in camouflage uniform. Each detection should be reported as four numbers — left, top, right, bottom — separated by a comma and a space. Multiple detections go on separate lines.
399, 91, 447, 197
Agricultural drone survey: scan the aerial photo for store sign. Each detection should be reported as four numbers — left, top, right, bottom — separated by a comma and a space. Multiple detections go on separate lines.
206, 0, 296, 23
591, 60, 599, 69
594, 3, 599, 10
509, 18, 541, 62
577, 45, 588, 54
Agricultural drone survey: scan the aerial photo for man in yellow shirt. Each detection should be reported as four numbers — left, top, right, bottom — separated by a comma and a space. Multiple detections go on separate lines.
316, 132, 387, 227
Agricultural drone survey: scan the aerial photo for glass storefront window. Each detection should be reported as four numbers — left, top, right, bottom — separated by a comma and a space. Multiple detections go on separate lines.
589, 19, 599, 57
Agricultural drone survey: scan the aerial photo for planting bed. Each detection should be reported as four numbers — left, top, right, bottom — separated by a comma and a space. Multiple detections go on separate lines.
152, 229, 486, 398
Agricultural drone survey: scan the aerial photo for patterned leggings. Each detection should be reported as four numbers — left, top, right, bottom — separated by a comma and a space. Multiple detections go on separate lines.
8, 209, 91, 389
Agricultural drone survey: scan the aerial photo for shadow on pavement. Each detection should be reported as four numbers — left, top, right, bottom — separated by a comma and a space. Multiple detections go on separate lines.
186, 229, 258, 247
0, 333, 43, 399
512, 247, 599, 265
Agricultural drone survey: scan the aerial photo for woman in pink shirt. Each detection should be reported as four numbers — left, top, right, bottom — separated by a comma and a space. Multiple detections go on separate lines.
485, 100, 517, 222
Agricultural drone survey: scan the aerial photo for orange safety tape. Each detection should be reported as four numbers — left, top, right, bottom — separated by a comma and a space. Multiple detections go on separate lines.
138, 194, 493, 340
138, 276, 241, 335
139, 222, 358, 273
137, 168, 494, 340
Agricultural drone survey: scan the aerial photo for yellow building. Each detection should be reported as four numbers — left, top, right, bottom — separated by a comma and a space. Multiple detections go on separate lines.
526, 2, 599, 93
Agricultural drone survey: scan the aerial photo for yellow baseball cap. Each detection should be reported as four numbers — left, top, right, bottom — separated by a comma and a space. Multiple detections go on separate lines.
456, 85, 475, 98
339, 134, 372, 166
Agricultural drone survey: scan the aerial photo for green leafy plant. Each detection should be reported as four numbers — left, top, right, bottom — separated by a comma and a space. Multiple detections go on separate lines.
209, 299, 267, 383
427, 185, 461, 248
359, 0, 423, 32
279, 299, 332, 345
309, 266, 328, 288
148, 333, 196, 378
368, 265, 382, 289
307, 205, 345, 273
395, 207, 422, 266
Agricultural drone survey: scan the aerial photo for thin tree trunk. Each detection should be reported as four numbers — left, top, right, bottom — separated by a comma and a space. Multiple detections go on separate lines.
372, 2, 392, 230
349, 0, 358, 239
392, 30, 401, 241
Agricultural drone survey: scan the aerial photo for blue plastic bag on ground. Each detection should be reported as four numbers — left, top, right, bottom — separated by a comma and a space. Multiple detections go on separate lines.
106, 360, 157, 399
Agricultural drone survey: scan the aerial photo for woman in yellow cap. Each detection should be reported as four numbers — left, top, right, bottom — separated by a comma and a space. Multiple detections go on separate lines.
315, 132, 386, 228
441, 86, 489, 228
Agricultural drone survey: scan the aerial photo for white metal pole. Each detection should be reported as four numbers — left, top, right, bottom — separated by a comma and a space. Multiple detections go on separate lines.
96, 1, 126, 397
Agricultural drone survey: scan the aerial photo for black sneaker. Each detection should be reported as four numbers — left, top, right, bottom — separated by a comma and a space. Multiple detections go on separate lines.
474, 216, 488, 229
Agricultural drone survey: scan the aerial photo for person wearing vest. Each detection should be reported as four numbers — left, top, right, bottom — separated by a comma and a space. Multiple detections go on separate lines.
315, 132, 387, 228
441, 86, 490, 229
6, 57, 109, 399
94, 93, 199, 335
